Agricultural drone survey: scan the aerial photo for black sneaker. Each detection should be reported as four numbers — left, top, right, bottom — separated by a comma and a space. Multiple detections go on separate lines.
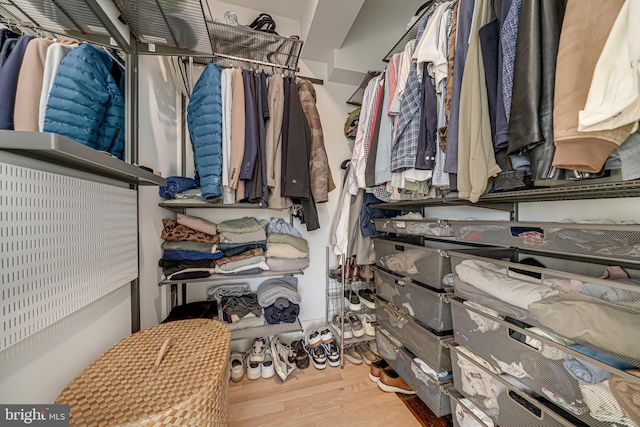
357, 289, 376, 309
288, 339, 310, 369
344, 289, 361, 311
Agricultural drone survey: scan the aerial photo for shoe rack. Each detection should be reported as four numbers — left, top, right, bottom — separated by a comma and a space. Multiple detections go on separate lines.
325, 247, 377, 368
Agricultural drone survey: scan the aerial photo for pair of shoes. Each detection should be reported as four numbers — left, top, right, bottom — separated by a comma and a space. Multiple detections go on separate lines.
270, 336, 296, 382
331, 314, 352, 339
306, 328, 340, 369
230, 352, 246, 382
361, 313, 376, 336
246, 338, 275, 380
331, 313, 371, 339
344, 287, 361, 311
357, 288, 376, 309
288, 339, 310, 369
377, 367, 416, 395
344, 346, 363, 365
354, 343, 378, 365
369, 358, 392, 382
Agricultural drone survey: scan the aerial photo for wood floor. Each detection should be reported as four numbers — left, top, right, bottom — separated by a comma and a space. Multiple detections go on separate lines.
228, 362, 423, 427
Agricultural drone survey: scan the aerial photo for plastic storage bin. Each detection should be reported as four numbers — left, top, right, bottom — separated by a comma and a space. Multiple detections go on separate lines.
449, 390, 495, 427
373, 237, 478, 289
373, 266, 453, 332
450, 297, 640, 427
375, 295, 453, 372
375, 325, 403, 362
451, 345, 577, 427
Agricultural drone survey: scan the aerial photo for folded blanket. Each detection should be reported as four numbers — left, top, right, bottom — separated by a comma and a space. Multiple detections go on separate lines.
256, 276, 301, 307
266, 242, 309, 259
267, 256, 310, 271
610, 370, 640, 425
162, 219, 219, 243
214, 256, 268, 273
167, 268, 215, 281
266, 217, 302, 237
453, 277, 531, 320
219, 241, 267, 257
455, 260, 559, 309
217, 217, 268, 233
216, 248, 264, 265
530, 292, 640, 361
177, 213, 217, 235
580, 380, 638, 426
581, 280, 640, 302
264, 303, 300, 324
267, 233, 309, 252
384, 249, 424, 273
161, 240, 218, 253
274, 297, 290, 310
162, 250, 224, 262
525, 327, 575, 360
208, 284, 251, 303
220, 229, 267, 244
563, 354, 613, 384
159, 176, 197, 199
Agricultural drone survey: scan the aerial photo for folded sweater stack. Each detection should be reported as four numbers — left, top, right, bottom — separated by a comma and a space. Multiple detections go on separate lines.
256, 276, 302, 325
265, 219, 310, 272
215, 217, 270, 274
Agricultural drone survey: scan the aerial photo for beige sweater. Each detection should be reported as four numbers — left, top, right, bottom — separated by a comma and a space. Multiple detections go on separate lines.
14, 38, 54, 132
229, 67, 245, 191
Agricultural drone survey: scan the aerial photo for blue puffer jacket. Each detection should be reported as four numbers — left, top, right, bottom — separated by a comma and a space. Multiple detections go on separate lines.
43, 43, 125, 159
187, 62, 223, 200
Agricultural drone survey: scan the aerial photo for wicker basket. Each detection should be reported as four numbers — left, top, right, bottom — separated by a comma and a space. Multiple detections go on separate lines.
56, 319, 231, 426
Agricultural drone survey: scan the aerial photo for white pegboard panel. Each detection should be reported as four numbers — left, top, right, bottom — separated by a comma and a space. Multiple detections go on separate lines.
0, 162, 138, 351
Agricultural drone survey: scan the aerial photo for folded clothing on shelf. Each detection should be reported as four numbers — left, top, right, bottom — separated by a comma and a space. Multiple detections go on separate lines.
214, 256, 269, 274
162, 250, 224, 262
221, 293, 262, 322
161, 240, 218, 253
220, 229, 267, 244
219, 241, 267, 257
266, 256, 309, 271
266, 242, 309, 259
177, 213, 217, 235
162, 218, 219, 244
159, 176, 197, 199
266, 217, 302, 237
264, 303, 300, 324
256, 276, 301, 307
217, 217, 268, 233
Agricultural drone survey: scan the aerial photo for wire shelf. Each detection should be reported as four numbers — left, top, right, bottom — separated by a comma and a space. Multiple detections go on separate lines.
0, 0, 119, 47
230, 318, 302, 341
382, 3, 430, 62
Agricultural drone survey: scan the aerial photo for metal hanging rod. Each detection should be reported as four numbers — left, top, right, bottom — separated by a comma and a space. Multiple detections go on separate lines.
178, 52, 298, 72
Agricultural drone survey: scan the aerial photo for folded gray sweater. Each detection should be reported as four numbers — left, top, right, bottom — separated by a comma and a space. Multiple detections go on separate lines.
256, 276, 301, 307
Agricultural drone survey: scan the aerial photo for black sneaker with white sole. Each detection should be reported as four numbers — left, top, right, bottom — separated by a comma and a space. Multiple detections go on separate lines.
344, 289, 361, 311
308, 344, 327, 369
322, 341, 341, 367
357, 289, 376, 309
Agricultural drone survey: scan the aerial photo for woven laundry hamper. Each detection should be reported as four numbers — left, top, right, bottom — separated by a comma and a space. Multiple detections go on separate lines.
56, 319, 231, 427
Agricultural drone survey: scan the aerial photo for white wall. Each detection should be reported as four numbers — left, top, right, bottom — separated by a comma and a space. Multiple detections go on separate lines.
137, 56, 181, 329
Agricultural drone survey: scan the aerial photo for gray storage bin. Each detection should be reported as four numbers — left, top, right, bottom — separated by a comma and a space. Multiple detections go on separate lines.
373, 237, 478, 289
374, 266, 453, 332
375, 295, 453, 372
449, 389, 495, 427
451, 297, 640, 427
375, 326, 403, 362
394, 348, 452, 417
373, 218, 454, 238
451, 346, 576, 427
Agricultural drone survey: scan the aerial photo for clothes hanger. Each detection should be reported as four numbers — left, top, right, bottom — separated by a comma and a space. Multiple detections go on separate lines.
102, 47, 125, 70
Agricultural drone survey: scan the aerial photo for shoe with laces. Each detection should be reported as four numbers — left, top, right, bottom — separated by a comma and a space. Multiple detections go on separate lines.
249, 337, 267, 362
246, 356, 261, 380
348, 313, 365, 338
307, 329, 322, 348
261, 349, 275, 379
319, 328, 334, 344
322, 340, 341, 367
229, 352, 245, 382
331, 314, 353, 339
270, 337, 295, 381
344, 289, 361, 311
360, 313, 376, 336
355, 343, 378, 365
357, 289, 376, 309
344, 346, 363, 365
288, 339, 310, 369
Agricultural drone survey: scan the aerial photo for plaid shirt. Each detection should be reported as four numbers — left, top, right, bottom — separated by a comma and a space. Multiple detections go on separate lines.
390, 15, 431, 173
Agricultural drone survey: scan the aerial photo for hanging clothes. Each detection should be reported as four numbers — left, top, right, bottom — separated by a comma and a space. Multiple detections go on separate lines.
229, 67, 245, 192
186, 62, 223, 200
240, 69, 259, 188
0, 35, 33, 130
220, 67, 235, 204
14, 38, 54, 132
265, 74, 292, 210
38, 42, 78, 132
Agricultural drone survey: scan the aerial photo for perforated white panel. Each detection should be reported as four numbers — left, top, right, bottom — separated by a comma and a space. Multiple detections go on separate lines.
0, 163, 138, 351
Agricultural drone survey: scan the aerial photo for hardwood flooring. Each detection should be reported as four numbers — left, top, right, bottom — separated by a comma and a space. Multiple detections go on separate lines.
228, 362, 424, 427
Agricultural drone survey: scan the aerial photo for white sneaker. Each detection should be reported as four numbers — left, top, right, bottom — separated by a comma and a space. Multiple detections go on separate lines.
270, 337, 295, 381
331, 314, 352, 339
344, 347, 363, 365
246, 356, 261, 380
261, 349, 275, 379
307, 329, 322, 348
229, 352, 245, 383
360, 313, 376, 337
320, 328, 334, 344
249, 337, 267, 362
322, 341, 341, 367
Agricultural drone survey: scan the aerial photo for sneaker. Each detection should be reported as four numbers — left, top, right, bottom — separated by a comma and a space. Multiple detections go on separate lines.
246, 357, 261, 380
344, 289, 361, 311
308, 344, 327, 369
368, 358, 392, 383
229, 352, 245, 383
344, 347, 363, 365
261, 349, 275, 379
355, 343, 378, 365
270, 337, 295, 381
360, 264, 374, 280
289, 339, 310, 369
307, 329, 322, 348
357, 289, 376, 309
249, 337, 267, 362
348, 314, 365, 338
322, 340, 341, 367
368, 340, 379, 356
377, 368, 416, 394
360, 313, 376, 337
319, 328, 334, 344
331, 314, 353, 339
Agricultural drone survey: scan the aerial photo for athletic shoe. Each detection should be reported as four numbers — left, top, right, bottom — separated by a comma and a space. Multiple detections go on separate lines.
308, 344, 327, 369
348, 314, 365, 338
344, 288, 361, 311
331, 314, 353, 339
306, 329, 322, 348
229, 352, 245, 383
246, 357, 261, 380
357, 289, 376, 309
368, 340, 379, 356
322, 340, 341, 367
289, 339, 310, 369
378, 368, 416, 394
344, 346, 363, 365
360, 313, 376, 337
319, 328, 334, 344
368, 358, 392, 383
261, 349, 276, 379
270, 337, 295, 381
248, 337, 268, 362
355, 343, 378, 365
360, 264, 374, 280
